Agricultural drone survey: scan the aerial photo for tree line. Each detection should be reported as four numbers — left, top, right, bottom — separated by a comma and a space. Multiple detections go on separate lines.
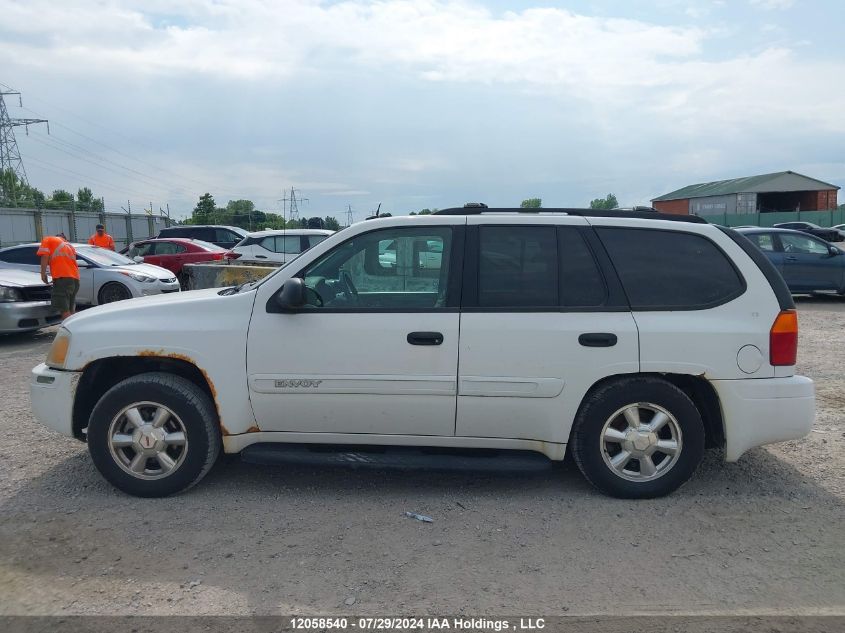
183, 193, 343, 231
0, 169, 104, 211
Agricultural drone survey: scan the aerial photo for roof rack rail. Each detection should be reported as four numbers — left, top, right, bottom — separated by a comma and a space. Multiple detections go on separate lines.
433, 206, 707, 224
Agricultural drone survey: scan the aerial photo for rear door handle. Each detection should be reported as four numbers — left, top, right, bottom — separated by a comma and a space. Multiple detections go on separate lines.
578, 333, 617, 347
407, 331, 444, 346
784, 256, 797, 262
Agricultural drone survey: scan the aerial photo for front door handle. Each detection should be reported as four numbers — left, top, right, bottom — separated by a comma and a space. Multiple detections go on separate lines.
578, 332, 617, 347
784, 256, 797, 262
407, 331, 444, 346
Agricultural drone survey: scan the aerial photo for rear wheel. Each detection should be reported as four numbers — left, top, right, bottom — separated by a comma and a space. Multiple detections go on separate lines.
98, 281, 132, 304
571, 376, 705, 499
87, 372, 221, 497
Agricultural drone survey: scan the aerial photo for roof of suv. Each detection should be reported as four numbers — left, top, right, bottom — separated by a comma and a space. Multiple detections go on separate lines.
246, 229, 334, 237
433, 206, 707, 224
160, 225, 247, 233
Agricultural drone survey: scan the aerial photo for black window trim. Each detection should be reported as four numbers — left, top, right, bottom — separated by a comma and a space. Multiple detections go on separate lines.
266, 225, 465, 314
460, 224, 629, 313
597, 226, 748, 312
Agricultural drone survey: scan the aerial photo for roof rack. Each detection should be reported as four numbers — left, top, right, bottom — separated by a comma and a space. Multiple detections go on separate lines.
433, 204, 707, 224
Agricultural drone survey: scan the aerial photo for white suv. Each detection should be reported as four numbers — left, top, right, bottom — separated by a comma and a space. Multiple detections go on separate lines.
226, 229, 334, 264
30, 207, 815, 498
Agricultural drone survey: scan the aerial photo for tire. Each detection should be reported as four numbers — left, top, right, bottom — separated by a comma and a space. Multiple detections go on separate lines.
87, 372, 221, 497
571, 376, 705, 499
98, 281, 132, 304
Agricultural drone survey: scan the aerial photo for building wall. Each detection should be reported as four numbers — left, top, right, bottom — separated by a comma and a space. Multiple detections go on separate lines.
653, 199, 689, 215
689, 194, 737, 215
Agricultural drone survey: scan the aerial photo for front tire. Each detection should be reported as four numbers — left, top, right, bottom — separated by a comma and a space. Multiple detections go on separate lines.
98, 281, 132, 304
87, 372, 221, 497
571, 376, 705, 499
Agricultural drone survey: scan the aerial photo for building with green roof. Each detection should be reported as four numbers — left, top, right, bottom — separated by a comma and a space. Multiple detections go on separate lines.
652, 171, 839, 217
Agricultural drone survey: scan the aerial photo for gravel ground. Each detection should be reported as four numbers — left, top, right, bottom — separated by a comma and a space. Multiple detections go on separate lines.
0, 297, 843, 618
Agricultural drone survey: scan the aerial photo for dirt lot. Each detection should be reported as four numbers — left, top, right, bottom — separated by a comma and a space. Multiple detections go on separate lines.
0, 297, 843, 618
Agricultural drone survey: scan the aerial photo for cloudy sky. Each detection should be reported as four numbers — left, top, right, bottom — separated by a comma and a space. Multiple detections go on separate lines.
2, 0, 843, 220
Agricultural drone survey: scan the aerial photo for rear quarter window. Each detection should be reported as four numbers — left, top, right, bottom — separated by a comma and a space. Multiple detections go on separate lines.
596, 228, 746, 310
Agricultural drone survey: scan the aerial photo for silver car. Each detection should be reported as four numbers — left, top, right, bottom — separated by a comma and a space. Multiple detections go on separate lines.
0, 243, 180, 305
0, 268, 61, 333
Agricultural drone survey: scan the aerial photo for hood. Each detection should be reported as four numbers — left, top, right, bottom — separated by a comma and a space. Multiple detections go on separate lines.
0, 268, 48, 288
110, 262, 175, 279
63, 286, 251, 330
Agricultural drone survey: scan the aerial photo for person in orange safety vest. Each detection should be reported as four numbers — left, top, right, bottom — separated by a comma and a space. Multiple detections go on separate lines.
88, 224, 115, 250
37, 234, 80, 320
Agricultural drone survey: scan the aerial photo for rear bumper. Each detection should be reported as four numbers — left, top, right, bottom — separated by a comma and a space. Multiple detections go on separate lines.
30, 363, 81, 438
711, 375, 815, 461
0, 301, 61, 333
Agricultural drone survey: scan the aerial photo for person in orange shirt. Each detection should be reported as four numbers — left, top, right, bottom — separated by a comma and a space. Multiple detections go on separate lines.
88, 224, 115, 250
37, 234, 80, 320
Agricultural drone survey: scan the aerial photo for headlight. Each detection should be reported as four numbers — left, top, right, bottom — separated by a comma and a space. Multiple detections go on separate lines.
121, 271, 156, 283
0, 286, 24, 302
46, 328, 71, 369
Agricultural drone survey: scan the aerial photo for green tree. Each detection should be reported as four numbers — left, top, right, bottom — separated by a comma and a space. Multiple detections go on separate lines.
520, 198, 542, 209
0, 170, 46, 208
76, 187, 103, 212
46, 189, 74, 210
324, 216, 341, 231
191, 193, 217, 224
589, 193, 619, 210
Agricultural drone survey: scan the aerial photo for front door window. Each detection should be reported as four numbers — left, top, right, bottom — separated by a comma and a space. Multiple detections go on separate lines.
298, 227, 453, 310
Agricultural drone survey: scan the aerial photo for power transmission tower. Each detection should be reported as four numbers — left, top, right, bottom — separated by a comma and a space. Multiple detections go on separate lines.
0, 88, 49, 185
279, 187, 308, 224
346, 203, 354, 227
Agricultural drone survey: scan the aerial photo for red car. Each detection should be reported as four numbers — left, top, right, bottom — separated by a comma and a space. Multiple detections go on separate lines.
123, 238, 226, 283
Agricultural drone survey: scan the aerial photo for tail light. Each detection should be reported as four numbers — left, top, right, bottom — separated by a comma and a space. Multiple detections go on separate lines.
223, 251, 240, 260
770, 310, 798, 366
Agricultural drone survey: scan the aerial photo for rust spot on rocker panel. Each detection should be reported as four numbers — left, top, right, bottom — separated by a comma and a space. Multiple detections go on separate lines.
246, 425, 261, 433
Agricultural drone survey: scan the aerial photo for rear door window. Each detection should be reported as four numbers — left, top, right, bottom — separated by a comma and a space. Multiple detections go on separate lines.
153, 241, 186, 255
558, 228, 607, 307
478, 226, 558, 308
597, 228, 745, 310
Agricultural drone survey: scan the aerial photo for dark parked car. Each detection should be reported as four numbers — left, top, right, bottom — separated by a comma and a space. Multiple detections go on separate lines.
772, 222, 844, 243
157, 225, 248, 250
737, 228, 845, 295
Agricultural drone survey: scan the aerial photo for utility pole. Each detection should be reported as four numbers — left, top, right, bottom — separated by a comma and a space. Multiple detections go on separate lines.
0, 87, 49, 186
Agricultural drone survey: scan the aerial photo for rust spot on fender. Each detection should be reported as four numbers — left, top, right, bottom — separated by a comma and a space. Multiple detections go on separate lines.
138, 350, 228, 435
245, 425, 261, 433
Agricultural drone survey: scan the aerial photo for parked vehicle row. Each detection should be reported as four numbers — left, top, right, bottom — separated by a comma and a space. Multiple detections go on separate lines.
772, 221, 844, 243
0, 243, 180, 306
225, 229, 334, 264
30, 208, 814, 500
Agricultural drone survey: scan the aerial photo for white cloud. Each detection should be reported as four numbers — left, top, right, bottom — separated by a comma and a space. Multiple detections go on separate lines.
750, 0, 795, 9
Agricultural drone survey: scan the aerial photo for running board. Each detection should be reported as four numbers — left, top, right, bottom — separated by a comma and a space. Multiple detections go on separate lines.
240, 443, 553, 472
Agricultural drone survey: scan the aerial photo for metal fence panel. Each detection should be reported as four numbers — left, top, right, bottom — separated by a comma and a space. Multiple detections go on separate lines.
75, 214, 102, 243
0, 209, 38, 246
131, 217, 151, 241
41, 212, 72, 240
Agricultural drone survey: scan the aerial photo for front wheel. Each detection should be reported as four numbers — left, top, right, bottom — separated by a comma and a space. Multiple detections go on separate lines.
87, 372, 221, 497
98, 281, 132, 304
571, 377, 705, 499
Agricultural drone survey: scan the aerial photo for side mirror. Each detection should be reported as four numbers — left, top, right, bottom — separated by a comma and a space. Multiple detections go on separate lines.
133, 256, 144, 263
828, 246, 841, 257
275, 277, 306, 311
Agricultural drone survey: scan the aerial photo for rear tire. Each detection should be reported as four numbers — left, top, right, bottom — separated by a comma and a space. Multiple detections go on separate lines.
87, 372, 221, 497
97, 281, 132, 304
571, 376, 705, 499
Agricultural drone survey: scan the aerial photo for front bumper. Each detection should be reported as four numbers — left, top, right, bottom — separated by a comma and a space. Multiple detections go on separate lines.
141, 279, 181, 296
711, 375, 815, 461
0, 301, 62, 333
30, 363, 81, 439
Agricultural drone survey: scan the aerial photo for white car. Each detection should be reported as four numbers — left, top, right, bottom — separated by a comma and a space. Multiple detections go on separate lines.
30, 207, 814, 499
0, 268, 61, 333
0, 243, 180, 305
226, 229, 334, 264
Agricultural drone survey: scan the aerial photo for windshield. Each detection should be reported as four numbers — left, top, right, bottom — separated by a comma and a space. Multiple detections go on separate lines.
77, 246, 136, 267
